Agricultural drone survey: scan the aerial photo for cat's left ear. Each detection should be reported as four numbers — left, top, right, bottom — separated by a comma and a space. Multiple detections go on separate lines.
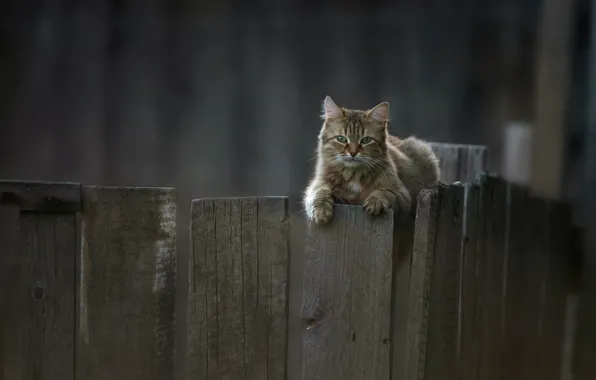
366, 102, 390, 124
321, 96, 344, 120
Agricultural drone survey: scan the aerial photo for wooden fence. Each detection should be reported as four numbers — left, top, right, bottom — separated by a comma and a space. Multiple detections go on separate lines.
0, 143, 576, 380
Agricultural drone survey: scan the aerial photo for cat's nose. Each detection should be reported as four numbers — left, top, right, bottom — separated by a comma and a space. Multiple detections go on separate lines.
349, 152, 357, 157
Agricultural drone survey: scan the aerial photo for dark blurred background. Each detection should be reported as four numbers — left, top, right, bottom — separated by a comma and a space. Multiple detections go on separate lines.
1, 0, 594, 378
3, 0, 587, 191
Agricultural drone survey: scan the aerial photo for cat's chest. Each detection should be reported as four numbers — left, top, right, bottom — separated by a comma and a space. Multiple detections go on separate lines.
347, 182, 362, 193
333, 180, 371, 204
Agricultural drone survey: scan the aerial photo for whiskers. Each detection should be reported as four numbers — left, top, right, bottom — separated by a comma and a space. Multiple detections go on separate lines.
313, 151, 390, 181
357, 156, 390, 181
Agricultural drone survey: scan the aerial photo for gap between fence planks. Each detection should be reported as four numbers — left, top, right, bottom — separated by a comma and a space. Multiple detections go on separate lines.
78, 186, 177, 380
301, 205, 393, 380
186, 197, 290, 380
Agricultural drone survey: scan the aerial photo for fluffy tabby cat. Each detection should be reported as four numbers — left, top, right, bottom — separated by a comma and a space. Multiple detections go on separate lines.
303, 96, 441, 224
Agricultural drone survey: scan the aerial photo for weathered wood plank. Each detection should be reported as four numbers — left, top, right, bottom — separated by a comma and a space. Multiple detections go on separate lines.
301, 205, 393, 380
392, 142, 485, 380
424, 184, 465, 380
478, 176, 508, 380
261, 198, 291, 379
539, 202, 572, 380
78, 186, 176, 380
2, 211, 77, 379
403, 184, 466, 380
186, 197, 289, 380
518, 197, 550, 380
390, 218, 415, 380
0, 181, 81, 212
0, 205, 18, 380
458, 183, 482, 380
403, 189, 439, 380
429, 143, 488, 184
501, 184, 527, 380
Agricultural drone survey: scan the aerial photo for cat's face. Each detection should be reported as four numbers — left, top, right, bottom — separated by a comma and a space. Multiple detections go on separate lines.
318, 96, 389, 167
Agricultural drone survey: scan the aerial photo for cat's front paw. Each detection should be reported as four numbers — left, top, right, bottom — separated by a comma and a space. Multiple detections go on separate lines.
363, 194, 390, 216
312, 201, 334, 224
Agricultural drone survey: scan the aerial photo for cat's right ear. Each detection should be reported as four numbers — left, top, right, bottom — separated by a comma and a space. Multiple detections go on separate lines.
321, 96, 343, 120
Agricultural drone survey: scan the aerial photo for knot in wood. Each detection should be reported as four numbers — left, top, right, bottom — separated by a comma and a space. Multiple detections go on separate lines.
305, 319, 318, 331
32, 286, 45, 301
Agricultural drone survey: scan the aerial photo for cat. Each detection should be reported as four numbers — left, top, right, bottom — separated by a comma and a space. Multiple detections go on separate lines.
303, 96, 441, 224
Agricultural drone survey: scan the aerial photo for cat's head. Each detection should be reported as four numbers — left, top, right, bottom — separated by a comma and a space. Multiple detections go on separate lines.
317, 96, 390, 167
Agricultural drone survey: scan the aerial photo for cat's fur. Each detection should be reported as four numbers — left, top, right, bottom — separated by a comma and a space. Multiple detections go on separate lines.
303, 96, 440, 224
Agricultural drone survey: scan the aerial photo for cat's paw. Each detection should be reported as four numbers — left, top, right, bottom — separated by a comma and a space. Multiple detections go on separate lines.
363, 195, 390, 216
312, 202, 333, 224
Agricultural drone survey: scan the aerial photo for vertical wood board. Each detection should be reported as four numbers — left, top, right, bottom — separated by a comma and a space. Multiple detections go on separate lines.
301, 205, 393, 380
186, 197, 290, 380
78, 186, 177, 380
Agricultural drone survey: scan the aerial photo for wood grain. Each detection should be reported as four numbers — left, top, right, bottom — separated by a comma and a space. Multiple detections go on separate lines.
403, 189, 439, 380
301, 204, 393, 380
186, 197, 290, 380
0, 181, 81, 212
389, 217, 415, 380
458, 183, 482, 380
78, 186, 177, 380
391, 142, 485, 380
424, 184, 465, 380
2, 211, 77, 380
501, 183, 527, 379
478, 175, 508, 380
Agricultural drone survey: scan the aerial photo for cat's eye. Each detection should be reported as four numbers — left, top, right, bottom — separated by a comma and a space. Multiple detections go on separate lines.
336, 136, 348, 143
360, 137, 373, 144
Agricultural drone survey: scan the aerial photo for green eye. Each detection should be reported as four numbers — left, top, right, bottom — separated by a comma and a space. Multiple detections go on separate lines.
336, 135, 348, 143
360, 137, 372, 144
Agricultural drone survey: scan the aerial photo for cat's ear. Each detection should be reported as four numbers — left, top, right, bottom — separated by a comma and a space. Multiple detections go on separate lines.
321, 96, 343, 120
367, 102, 390, 123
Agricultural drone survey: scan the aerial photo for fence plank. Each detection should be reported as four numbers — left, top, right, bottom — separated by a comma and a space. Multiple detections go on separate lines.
0, 180, 81, 212
518, 197, 550, 380
301, 205, 393, 380
78, 186, 177, 380
390, 218, 415, 380
404, 189, 439, 380
0, 205, 18, 380
392, 143, 485, 380
186, 197, 289, 380
403, 184, 465, 380
539, 203, 572, 380
429, 143, 488, 183
425, 184, 465, 379
458, 183, 482, 380
478, 176, 508, 380
2, 211, 77, 380
501, 184, 527, 380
